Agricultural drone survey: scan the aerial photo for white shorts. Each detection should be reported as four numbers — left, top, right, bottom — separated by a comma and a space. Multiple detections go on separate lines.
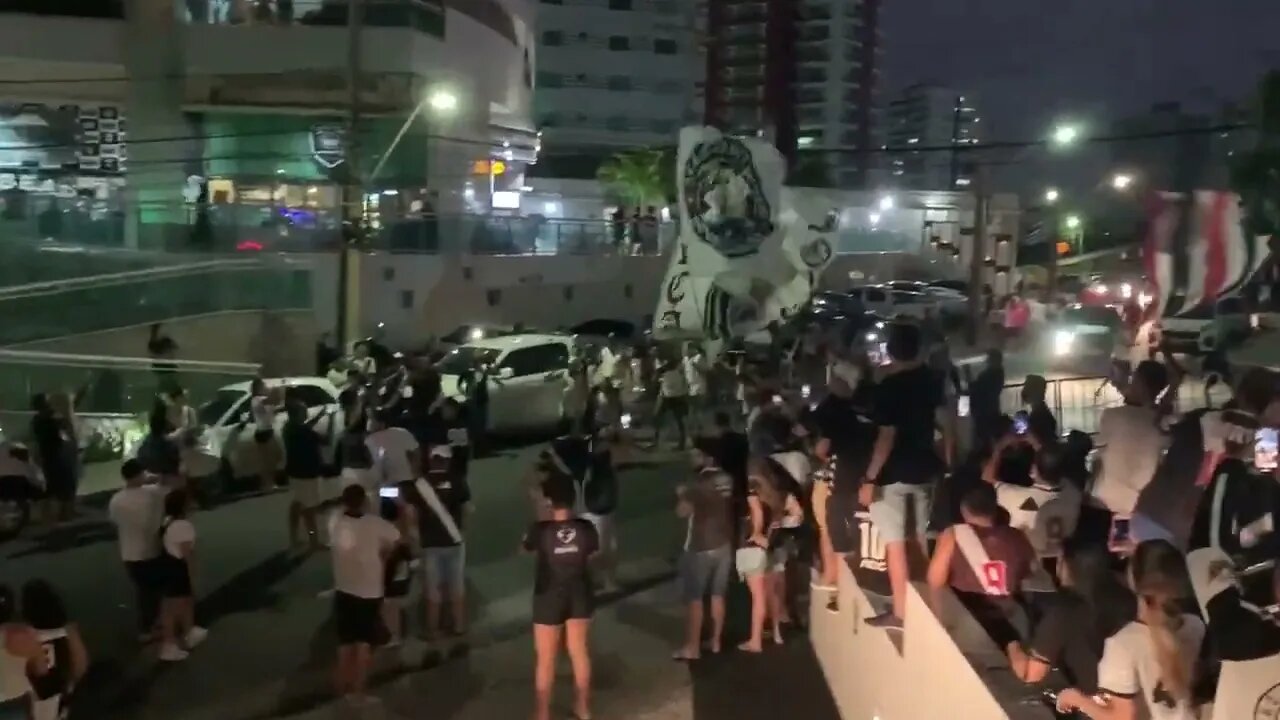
291, 477, 326, 508
580, 512, 616, 554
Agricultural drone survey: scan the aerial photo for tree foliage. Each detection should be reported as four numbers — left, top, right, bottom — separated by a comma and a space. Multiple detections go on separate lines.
1232, 70, 1280, 239
596, 148, 675, 209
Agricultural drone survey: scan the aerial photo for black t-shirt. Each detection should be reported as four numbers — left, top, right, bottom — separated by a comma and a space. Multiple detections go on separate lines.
581, 451, 618, 515
1028, 402, 1058, 444
414, 472, 471, 548
810, 391, 876, 490
685, 467, 734, 552
31, 413, 70, 473
283, 420, 325, 479
137, 433, 181, 476
872, 364, 944, 485
1029, 589, 1135, 692
714, 430, 750, 495
523, 519, 599, 594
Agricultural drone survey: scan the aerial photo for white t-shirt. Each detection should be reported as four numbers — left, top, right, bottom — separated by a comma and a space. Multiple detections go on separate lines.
1097, 617, 1206, 720
108, 485, 165, 562
250, 395, 275, 431
659, 366, 689, 398
328, 512, 400, 599
1094, 405, 1167, 515
365, 427, 419, 485
683, 355, 708, 397
162, 518, 196, 559
993, 480, 1081, 558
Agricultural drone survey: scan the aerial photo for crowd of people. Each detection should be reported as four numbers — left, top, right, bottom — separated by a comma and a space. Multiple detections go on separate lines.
4, 305, 1280, 719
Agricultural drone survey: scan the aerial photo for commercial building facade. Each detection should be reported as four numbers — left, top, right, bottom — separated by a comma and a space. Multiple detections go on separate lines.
533, 0, 701, 153
0, 0, 539, 249
881, 82, 980, 190
701, 0, 882, 188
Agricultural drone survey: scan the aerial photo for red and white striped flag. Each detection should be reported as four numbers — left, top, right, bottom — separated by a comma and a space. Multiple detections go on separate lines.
1143, 190, 1269, 318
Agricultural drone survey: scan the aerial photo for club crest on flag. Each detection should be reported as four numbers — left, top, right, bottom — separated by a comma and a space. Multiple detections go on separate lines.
682, 136, 776, 258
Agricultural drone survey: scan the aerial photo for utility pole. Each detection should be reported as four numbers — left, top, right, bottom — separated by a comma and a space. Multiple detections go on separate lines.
336, 0, 364, 353
966, 164, 988, 345
1046, 208, 1059, 302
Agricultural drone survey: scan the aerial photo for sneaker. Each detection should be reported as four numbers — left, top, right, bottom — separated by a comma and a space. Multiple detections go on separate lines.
864, 612, 903, 630
184, 627, 209, 649
158, 643, 189, 662
825, 596, 840, 615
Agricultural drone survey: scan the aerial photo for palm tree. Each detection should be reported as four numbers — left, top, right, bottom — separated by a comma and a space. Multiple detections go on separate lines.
597, 149, 668, 210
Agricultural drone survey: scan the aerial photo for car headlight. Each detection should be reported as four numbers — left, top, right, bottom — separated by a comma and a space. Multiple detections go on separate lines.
1053, 330, 1075, 356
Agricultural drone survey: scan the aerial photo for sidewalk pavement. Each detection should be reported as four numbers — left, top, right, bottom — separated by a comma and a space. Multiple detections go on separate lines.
278, 582, 840, 720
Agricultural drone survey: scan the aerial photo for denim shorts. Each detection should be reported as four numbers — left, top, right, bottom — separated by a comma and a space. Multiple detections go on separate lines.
868, 483, 932, 544
422, 544, 465, 597
735, 546, 769, 578
679, 546, 732, 602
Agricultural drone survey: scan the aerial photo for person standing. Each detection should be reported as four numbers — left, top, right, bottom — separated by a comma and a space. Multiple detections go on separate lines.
247, 378, 283, 492
20, 580, 89, 720
0, 586, 42, 720
968, 350, 1005, 451
283, 401, 331, 551
107, 460, 165, 643
580, 430, 621, 594
683, 344, 710, 436
673, 438, 734, 660
1092, 361, 1170, 520
523, 476, 598, 720
157, 490, 207, 661
860, 323, 951, 630
328, 484, 400, 704
654, 353, 691, 450
30, 394, 74, 524
365, 410, 420, 490
407, 447, 471, 639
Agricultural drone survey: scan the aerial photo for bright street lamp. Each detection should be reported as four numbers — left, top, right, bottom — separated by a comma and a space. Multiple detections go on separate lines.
427, 88, 459, 114
1111, 173, 1134, 191
1051, 124, 1081, 147
1044, 188, 1060, 204
1065, 214, 1082, 230
878, 195, 895, 211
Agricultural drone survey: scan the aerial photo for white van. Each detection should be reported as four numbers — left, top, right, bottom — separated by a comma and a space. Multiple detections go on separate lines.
436, 334, 575, 433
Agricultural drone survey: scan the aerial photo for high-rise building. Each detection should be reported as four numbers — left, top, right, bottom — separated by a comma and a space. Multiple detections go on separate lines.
881, 83, 980, 190
701, 0, 882, 188
534, 0, 702, 154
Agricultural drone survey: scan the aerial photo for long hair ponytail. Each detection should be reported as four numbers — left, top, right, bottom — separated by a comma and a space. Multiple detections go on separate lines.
1131, 540, 1194, 704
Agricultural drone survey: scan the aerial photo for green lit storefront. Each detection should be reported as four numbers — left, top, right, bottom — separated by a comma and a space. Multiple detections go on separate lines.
195, 113, 437, 244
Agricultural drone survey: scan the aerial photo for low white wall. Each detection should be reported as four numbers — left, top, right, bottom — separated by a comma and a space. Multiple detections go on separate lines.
810, 563, 1053, 720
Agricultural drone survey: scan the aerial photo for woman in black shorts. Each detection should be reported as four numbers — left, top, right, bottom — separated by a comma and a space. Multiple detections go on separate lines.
522, 474, 598, 720
157, 490, 207, 662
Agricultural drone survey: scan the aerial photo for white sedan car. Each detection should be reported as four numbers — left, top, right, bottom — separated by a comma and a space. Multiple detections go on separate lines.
195, 377, 344, 478
436, 334, 576, 434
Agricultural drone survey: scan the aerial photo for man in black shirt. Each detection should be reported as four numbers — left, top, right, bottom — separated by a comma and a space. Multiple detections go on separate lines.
861, 322, 951, 630
673, 438, 735, 660
1021, 375, 1059, 444
709, 412, 749, 503
412, 447, 471, 638
968, 349, 1005, 451
283, 401, 330, 550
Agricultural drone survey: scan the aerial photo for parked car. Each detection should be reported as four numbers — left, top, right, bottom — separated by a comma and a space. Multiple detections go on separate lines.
196, 377, 344, 480
1050, 304, 1124, 364
846, 286, 936, 320
438, 323, 517, 349
437, 334, 576, 433
1160, 296, 1252, 354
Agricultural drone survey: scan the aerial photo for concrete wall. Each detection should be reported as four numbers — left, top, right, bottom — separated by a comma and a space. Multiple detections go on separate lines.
13, 309, 318, 377
810, 563, 1053, 720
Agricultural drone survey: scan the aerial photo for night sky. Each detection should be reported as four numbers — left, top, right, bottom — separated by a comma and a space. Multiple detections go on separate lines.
879, 0, 1280, 193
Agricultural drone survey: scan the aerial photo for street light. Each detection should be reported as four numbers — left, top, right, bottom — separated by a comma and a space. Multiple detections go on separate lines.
1111, 173, 1134, 191
1044, 188, 1060, 204
427, 88, 459, 114
878, 195, 895, 211
1065, 214, 1082, 230
1051, 124, 1081, 147
369, 85, 460, 182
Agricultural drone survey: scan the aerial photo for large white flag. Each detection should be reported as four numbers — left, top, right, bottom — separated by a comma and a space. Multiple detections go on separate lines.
653, 127, 834, 351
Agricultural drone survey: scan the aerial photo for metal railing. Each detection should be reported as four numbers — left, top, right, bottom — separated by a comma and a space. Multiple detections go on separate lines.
0, 258, 312, 344
997, 374, 1233, 436
185, 0, 447, 35
0, 349, 260, 417
0, 205, 676, 257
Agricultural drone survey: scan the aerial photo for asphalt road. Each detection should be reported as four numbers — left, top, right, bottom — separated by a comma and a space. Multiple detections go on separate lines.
1, 442, 697, 720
